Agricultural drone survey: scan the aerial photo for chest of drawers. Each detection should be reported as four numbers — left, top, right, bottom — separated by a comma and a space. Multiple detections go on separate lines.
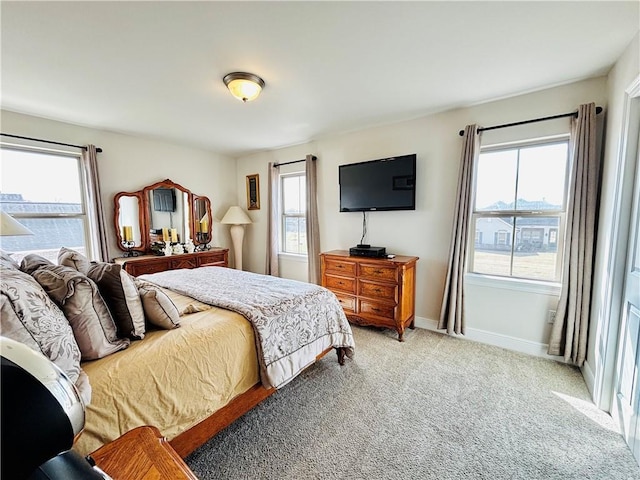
320, 250, 418, 341
114, 249, 228, 276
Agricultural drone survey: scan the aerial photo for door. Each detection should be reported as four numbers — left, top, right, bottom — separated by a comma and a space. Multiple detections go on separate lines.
612, 103, 640, 464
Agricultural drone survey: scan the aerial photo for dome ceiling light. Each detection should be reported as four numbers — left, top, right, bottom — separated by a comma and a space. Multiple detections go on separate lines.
223, 72, 265, 103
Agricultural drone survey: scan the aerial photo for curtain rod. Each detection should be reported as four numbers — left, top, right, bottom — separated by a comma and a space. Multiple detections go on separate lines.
273, 155, 317, 167
457, 106, 603, 136
0, 133, 103, 153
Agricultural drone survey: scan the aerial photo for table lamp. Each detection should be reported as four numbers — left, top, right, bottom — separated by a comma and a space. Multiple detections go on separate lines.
0, 211, 34, 236
220, 206, 252, 270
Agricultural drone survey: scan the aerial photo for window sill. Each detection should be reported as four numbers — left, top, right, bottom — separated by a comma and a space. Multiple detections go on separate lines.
278, 252, 308, 263
465, 273, 561, 296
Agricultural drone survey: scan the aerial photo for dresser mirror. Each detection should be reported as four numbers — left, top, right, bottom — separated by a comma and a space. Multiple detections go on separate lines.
143, 179, 191, 246
114, 191, 146, 253
114, 179, 212, 253
193, 195, 212, 246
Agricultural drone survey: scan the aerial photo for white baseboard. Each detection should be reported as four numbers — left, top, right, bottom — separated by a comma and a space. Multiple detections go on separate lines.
413, 316, 565, 362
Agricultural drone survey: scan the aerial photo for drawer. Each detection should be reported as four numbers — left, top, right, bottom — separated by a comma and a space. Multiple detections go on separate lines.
126, 260, 167, 276
358, 263, 398, 282
324, 275, 356, 294
170, 257, 197, 270
333, 293, 356, 314
323, 258, 357, 277
358, 280, 397, 302
359, 299, 396, 320
197, 251, 227, 267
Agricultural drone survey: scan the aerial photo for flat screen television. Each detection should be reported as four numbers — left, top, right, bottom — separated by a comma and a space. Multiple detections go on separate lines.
339, 154, 416, 212
153, 188, 176, 212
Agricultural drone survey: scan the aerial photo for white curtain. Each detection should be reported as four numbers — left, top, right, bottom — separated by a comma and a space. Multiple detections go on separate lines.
438, 125, 480, 335
305, 155, 321, 284
266, 162, 279, 276
81, 145, 109, 262
548, 103, 599, 366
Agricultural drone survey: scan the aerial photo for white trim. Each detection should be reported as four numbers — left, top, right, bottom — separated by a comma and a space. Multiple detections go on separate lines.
582, 360, 596, 397
413, 315, 565, 361
465, 273, 561, 296
278, 252, 308, 263
594, 75, 640, 412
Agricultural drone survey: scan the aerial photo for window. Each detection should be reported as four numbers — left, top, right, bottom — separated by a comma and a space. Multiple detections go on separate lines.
469, 139, 569, 282
280, 173, 307, 255
0, 146, 92, 264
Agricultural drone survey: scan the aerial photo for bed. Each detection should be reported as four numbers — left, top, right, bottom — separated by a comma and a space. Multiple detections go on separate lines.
75, 266, 355, 457
1, 247, 354, 458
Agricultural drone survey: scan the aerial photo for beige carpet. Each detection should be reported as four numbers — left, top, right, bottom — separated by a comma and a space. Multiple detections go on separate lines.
186, 325, 640, 479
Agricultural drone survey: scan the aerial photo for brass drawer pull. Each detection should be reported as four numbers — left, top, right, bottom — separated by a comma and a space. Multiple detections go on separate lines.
337, 265, 344, 269
374, 288, 382, 293
372, 307, 381, 312
374, 269, 383, 274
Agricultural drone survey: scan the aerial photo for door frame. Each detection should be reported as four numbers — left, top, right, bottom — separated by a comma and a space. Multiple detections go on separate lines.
592, 76, 640, 412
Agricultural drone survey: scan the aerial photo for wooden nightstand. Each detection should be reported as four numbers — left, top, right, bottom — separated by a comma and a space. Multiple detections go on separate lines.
90, 426, 198, 479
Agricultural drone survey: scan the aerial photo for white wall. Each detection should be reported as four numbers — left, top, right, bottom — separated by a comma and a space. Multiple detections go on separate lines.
586, 32, 640, 409
0, 110, 237, 259
235, 77, 608, 355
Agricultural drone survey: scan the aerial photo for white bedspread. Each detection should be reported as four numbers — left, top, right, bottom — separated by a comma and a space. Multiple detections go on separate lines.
139, 267, 354, 388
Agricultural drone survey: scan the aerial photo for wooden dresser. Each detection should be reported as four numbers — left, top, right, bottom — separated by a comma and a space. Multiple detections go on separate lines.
320, 250, 419, 341
114, 248, 228, 276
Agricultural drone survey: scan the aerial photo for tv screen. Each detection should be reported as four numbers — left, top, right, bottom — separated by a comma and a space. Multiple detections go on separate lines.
339, 154, 416, 212
153, 188, 176, 212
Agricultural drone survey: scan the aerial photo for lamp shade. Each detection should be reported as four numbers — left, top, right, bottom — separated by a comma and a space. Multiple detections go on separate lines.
220, 206, 252, 225
223, 72, 265, 102
0, 211, 33, 236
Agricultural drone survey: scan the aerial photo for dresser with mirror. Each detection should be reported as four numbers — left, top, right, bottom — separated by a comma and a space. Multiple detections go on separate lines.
113, 179, 228, 276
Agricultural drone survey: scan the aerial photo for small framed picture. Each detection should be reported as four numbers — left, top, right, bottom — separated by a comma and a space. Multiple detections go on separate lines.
246, 174, 260, 210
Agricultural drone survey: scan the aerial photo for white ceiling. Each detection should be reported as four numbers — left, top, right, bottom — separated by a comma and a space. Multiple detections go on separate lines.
1, 1, 638, 157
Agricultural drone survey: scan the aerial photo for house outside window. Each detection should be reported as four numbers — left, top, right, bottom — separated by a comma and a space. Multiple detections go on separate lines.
280, 172, 307, 255
0, 146, 91, 263
469, 138, 569, 282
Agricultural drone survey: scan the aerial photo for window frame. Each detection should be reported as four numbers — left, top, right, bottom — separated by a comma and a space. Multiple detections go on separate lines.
0, 143, 94, 261
279, 171, 307, 257
468, 136, 570, 284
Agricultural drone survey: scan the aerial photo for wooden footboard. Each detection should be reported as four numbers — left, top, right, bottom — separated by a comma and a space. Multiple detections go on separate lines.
169, 346, 340, 458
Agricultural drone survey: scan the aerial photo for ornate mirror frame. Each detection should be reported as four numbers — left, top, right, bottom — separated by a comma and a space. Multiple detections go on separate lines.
114, 191, 147, 253
192, 194, 213, 247
114, 179, 212, 253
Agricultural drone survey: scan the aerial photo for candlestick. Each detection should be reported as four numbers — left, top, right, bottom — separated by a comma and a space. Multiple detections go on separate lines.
162, 227, 169, 242
200, 220, 208, 233
122, 225, 133, 242
171, 228, 178, 243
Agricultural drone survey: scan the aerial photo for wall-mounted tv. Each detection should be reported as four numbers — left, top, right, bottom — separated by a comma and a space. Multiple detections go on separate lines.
339, 154, 416, 212
153, 188, 176, 212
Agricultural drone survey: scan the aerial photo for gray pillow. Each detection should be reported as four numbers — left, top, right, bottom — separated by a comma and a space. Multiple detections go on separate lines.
31, 264, 130, 360
58, 246, 92, 272
59, 248, 145, 339
0, 250, 20, 270
85, 263, 145, 339
0, 265, 82, 383
135, 280, 181, 330
20, 253, 54, 275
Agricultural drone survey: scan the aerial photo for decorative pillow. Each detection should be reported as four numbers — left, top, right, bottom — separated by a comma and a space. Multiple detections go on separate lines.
0, 250, 20, 270
135, 280, 181, 330
31, 264, 130, 360
58, 246, 92, 272
20, 253, 54, 275
0, 266, 82, 383
59, 248, 145, 340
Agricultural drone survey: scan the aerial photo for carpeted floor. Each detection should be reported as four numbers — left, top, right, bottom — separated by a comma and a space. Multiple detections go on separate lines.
186, 326, 640, 480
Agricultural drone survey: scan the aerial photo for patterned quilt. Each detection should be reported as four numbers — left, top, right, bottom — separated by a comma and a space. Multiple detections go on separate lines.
139, 267, 355, 388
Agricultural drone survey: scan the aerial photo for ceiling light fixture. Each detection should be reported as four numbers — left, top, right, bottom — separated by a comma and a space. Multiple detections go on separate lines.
223, 72, 265, 103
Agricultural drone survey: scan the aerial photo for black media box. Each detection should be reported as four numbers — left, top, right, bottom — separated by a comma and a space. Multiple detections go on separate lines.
349, 246, 387, 258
